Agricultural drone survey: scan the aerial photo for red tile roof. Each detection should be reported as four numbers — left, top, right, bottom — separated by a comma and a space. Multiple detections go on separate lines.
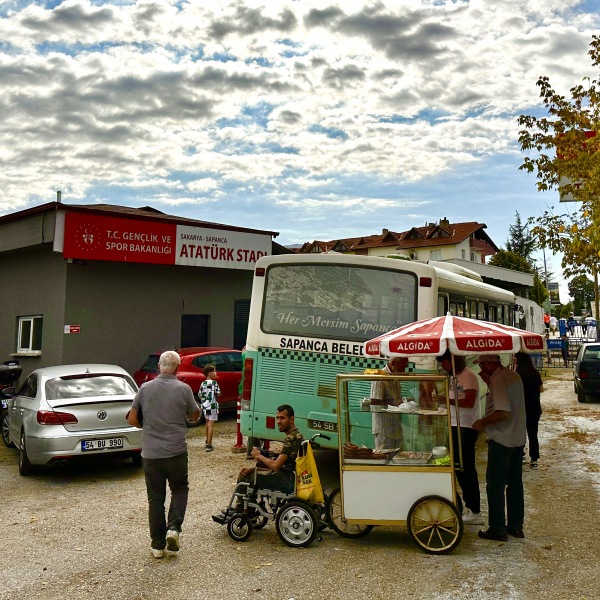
295, 221, 497, 253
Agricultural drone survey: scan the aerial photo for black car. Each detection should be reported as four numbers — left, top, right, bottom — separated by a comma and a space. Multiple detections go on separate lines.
573, 343, 600, 403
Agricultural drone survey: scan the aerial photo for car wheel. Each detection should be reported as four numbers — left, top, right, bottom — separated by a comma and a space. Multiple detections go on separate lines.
577, 387, 586, 403
2, 410, 15, 448
18, 430, 36, 476
131, 453, 143, 467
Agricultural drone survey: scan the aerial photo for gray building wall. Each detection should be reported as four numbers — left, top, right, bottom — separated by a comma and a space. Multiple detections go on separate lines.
1, 247, 253, 382
0, 245, 67, 375
62, 259, 253, 376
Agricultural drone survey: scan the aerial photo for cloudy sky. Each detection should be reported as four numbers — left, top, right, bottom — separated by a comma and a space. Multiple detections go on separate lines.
1, 0, 599, 292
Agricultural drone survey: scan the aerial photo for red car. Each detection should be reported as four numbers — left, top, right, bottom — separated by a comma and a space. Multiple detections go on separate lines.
133, 347, 242, 414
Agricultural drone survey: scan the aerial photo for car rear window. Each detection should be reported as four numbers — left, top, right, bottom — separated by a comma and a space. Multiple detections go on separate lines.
46, 375, 137, 400
224, 351, 242, 372
141, 355, 160, 372
583, 346, 600, 360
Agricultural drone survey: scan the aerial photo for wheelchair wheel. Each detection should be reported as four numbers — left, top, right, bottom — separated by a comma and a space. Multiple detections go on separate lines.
276, 501, 318, 548
407, 495, 463, 555
326, 487, 373, 538
248, 507, 269, 529
227, 514, 253, 542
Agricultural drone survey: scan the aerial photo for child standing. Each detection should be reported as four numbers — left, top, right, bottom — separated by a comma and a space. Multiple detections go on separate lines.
200, 364, 221, 452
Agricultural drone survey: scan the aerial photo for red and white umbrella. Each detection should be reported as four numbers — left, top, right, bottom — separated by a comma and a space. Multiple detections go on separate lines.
364, 314, 546, 358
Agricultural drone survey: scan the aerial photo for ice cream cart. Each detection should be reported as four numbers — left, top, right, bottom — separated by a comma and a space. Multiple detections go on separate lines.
326, 371, 463, 554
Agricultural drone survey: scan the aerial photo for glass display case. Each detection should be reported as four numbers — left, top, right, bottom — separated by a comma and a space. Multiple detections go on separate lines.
337, 373, 453, 468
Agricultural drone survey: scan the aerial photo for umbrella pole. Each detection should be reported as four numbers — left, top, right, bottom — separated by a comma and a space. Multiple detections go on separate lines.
451, 354, 464, 474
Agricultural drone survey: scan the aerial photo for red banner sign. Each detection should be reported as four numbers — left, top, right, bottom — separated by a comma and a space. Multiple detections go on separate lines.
63, 212, 176, 264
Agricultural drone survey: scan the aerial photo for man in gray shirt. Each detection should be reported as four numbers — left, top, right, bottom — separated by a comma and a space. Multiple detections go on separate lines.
473, 354, 526, 542
128, 351, 200, 559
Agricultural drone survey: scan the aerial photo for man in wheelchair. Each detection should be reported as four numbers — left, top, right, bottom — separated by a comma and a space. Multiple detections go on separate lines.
214, 404, 303, 520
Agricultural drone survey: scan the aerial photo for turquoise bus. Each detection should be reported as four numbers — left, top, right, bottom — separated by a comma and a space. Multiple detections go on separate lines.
239, 253, 516, 449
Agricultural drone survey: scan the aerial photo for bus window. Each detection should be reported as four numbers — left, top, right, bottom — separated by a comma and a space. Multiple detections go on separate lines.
261, 264, 418, 342
437, 294, 448, 316
478, 301, 486, 320
469, 300, 477, 318
497, 305, 503, 324
489, 305, 497, 323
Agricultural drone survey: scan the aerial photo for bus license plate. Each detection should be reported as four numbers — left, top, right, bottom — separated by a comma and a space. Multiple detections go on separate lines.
81, 438, 123, 452
309, 419, 337, 433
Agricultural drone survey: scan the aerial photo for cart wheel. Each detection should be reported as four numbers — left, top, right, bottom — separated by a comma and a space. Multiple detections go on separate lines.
247, 507, 269, 529
407, 495, 463, 555
227, 514, 253, 542
276, 501, 318, 548
325, 487, 374, 539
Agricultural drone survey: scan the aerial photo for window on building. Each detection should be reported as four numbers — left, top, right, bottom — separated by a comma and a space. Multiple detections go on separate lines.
17, 316, 43, 353
430, 250, 442, 261
470, 252, 475, 262
461, 249, 466, 260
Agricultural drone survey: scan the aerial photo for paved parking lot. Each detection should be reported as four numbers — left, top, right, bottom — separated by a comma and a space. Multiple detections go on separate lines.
1, 374, 599, 600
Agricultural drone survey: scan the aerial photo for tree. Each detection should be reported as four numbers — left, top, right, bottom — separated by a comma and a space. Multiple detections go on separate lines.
568, 274, 595, 314
505, 211, 536, 261
517, 35, 600, 324
488, 249, 534, 273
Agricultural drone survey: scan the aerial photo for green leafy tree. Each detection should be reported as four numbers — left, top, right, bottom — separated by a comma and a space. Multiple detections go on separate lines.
506, 211, 536, 261
488, 249, 534, 273
568, 274, 595, 314
517, 35, 600, 324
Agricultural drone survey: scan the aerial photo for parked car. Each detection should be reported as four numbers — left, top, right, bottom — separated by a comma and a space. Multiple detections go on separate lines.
133, 347, 242, 414
2, 364, 142, 475
573, 343, 600, 403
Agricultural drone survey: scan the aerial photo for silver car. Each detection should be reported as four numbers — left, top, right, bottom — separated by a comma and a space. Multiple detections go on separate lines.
2, 364, 142, 475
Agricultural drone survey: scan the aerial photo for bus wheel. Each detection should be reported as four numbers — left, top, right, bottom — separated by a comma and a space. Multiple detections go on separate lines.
325, 487, 374, 538
407, 495, 463, 554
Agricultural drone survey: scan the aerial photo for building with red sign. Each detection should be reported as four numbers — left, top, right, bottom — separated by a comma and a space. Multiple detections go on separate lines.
0, 200, 283, 381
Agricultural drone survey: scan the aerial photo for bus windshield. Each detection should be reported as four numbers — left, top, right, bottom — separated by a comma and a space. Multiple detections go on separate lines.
261, 263, 417, 342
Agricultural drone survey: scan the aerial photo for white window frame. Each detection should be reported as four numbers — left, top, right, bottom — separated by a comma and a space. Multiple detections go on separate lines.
17, 315, 43, 354
430, 250, 442, 261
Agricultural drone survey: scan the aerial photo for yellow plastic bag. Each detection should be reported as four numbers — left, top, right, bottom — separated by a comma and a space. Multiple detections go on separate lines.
295, 442, 324, 504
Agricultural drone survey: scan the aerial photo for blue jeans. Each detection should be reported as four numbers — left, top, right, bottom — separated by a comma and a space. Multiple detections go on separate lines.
486, 440, 525, 535
143, 452, 189, 550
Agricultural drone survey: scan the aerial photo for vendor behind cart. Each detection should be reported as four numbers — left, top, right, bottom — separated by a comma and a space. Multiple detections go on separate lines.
370, 357, 410, 450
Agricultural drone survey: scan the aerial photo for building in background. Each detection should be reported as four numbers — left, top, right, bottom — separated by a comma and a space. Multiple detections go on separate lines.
0, 200, 284, 380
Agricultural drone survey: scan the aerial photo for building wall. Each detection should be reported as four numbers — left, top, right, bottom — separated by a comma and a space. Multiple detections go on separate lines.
0, 245, 253, 381
62, 259, 253, 375
0, 245, 66, 376
0, 211, 56, 252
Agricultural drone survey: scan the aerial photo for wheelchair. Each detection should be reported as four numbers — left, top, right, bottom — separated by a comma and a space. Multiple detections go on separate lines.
212, 433, 330, 548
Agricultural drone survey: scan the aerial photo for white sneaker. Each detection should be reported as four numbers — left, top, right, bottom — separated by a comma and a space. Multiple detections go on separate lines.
462, 508, 484, 525
150, 548, 165, 559
166, 529, 180, 552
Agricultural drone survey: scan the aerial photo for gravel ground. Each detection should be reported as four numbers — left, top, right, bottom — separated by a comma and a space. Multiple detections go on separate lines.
1, 370, 599, 600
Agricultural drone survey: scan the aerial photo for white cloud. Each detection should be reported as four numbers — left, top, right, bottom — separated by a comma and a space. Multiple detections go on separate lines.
0, 0, 598, 274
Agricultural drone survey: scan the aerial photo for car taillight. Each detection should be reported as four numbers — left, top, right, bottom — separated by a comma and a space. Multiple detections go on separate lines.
579, 370, 589, 379
266, 416, 275, 429
37, 410, 79, 425
242, 358, 253, 401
